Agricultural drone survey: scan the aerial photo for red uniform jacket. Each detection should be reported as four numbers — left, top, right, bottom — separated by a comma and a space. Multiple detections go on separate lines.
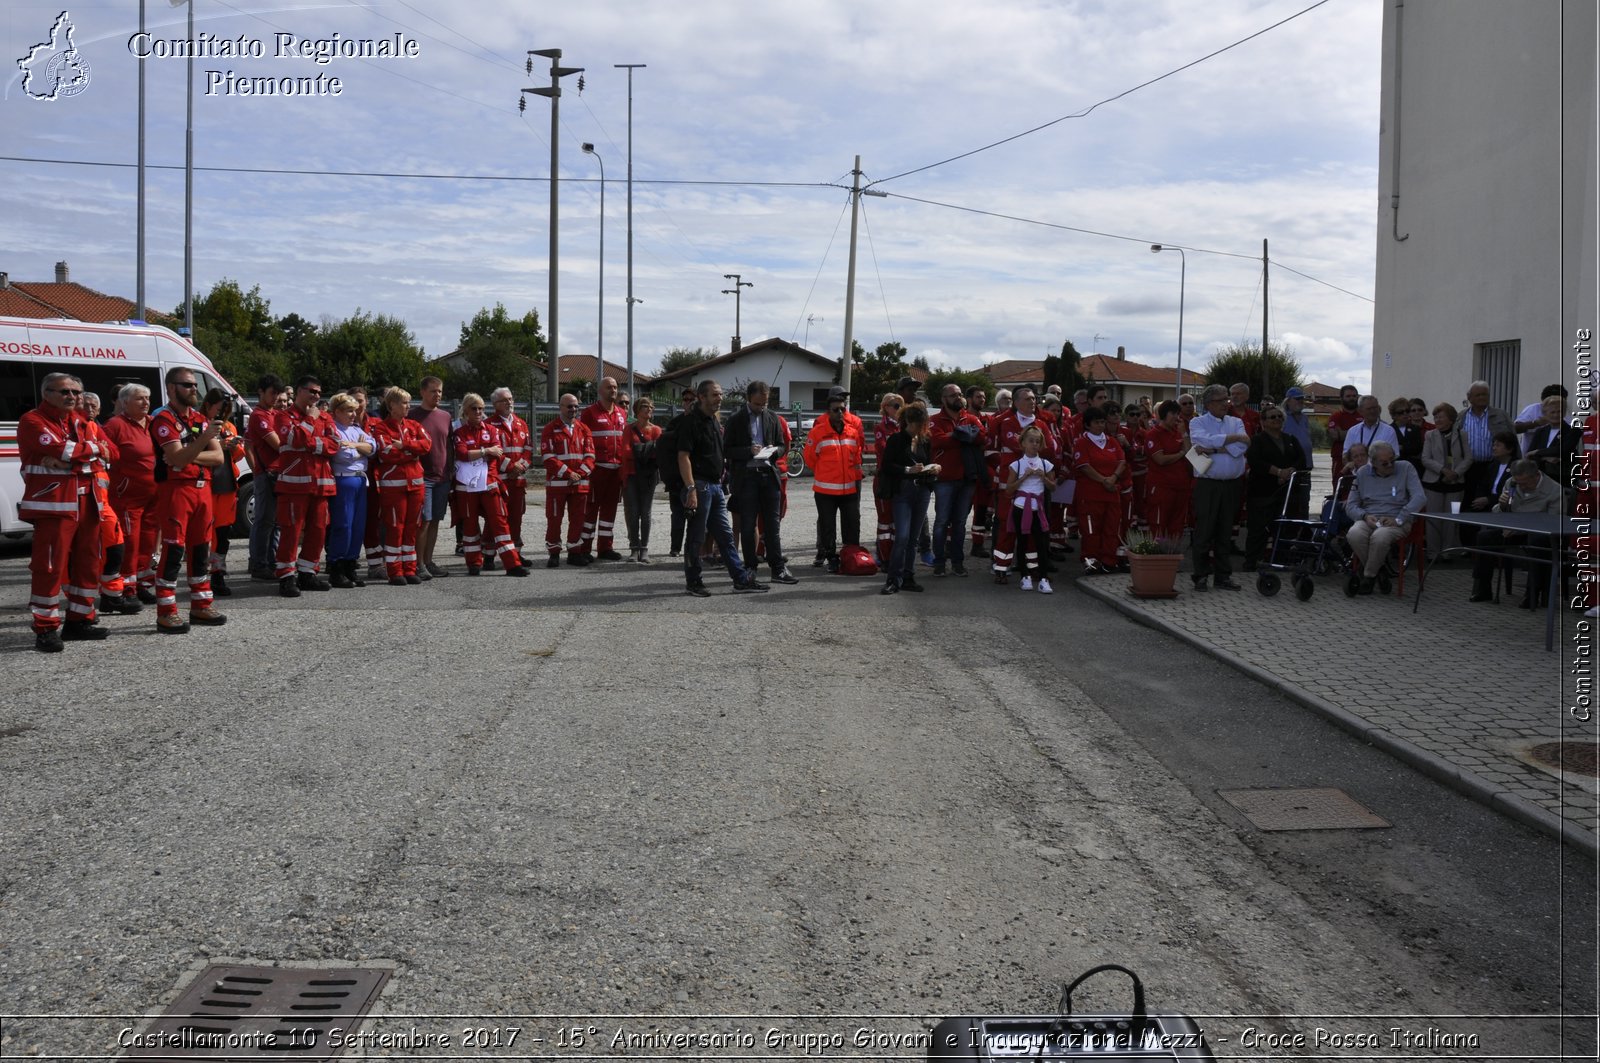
1073, 432, 1127, 504
489, 413, 533, 482
928, 409, 986, 483
541, 417, 596, 492
579, 402, 628, 471
247, 405, 287, 474
1142, 423, 1193, 489
454, 421, 508, 491
620, 421, 663, 479
987, 411, 1055, 492
151, 405, 212, 487
370, 417, 433, 489
103, 413, 157, 505
18, 405, 103, 521
273, 407, 339, 496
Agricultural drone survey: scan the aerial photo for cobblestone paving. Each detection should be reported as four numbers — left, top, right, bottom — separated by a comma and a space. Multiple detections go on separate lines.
1078, 552, 1597, 850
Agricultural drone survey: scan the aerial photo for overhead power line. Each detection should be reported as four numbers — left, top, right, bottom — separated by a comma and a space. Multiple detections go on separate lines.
873, 0, 1333, 186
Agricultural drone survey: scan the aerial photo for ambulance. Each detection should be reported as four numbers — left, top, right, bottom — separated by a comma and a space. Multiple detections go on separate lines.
0, 316, 254, 538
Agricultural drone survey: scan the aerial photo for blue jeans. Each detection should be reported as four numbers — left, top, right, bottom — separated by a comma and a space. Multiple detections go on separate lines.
248, 472, 277, 573
888, 481, 932, 583
931, 479, 976, 565
327, 476, 368, 562
683, 481, 751, 586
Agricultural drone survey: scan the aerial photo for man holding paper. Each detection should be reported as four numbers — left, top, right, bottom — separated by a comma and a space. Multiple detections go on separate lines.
723, 380, 798, 585
1187, 385, 1250, 591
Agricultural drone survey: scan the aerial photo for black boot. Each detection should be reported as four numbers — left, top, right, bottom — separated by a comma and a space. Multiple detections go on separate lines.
280, 576, 301, 598
1468, 577, 1492, 603
211, 571, 232, 597
298, 570, 331, 592
349, 559, 366, 587
331, 560, 355, 589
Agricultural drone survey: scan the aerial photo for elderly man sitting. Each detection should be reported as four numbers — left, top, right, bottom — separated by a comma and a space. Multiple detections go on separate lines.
1468, 458, 1564, 607
1343, 441, 1425, 595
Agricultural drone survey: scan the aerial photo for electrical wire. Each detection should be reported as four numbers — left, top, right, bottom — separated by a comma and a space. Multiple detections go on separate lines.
858, 193, 897, 347
872, 0, 1333, 186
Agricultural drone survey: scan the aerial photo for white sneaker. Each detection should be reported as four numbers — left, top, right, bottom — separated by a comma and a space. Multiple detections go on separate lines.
1038, 578, 1053, 594
1020, 576, 1034, 591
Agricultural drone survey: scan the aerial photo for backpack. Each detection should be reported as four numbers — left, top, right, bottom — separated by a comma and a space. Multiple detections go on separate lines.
658, 416, 683, 491
837, 544, 877, 576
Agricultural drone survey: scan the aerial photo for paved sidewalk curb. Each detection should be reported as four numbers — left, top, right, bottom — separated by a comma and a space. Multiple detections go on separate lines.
1075, 576, 1600, 858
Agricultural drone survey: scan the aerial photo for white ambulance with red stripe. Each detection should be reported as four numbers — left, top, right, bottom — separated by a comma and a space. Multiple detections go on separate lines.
1, 316, 251, 537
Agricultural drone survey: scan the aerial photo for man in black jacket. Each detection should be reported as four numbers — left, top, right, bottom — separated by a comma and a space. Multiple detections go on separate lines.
675, 380, 769, 597
723, 380, 799, 585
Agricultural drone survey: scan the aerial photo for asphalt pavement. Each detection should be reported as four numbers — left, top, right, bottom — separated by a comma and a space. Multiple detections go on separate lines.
0, 484, 1594, 1060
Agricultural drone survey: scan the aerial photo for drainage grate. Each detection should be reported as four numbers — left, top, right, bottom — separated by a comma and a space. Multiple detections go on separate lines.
127, 965, 389, 1061
1218, 787, 1391, 831
1528, 742, 1600, 778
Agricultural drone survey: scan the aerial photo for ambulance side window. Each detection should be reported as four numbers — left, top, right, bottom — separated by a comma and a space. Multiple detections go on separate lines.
74, 367, 161, 419
0, 359, 36, 421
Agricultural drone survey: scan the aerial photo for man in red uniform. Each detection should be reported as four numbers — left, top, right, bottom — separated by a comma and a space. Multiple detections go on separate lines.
928, 383, 986, 576
150, 367, 228, 633
541, 393, 597, 567
489, 386, 534, 558
965, 385, 994, 558
246, 374, 288, 580
575, 376, 628, 562
19, 373, 109, 651
102, 382, 159, 607
1326, 384, 1363, 481
272, 375, 339, 596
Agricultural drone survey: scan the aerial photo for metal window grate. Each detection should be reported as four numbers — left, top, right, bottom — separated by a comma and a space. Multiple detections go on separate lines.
127, 965, 389, 1062
1474, 339, 1521, 412
1217, 787, 1391, 831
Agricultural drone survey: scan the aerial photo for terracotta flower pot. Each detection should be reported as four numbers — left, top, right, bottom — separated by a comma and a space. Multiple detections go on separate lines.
1127, 552, 1183, 598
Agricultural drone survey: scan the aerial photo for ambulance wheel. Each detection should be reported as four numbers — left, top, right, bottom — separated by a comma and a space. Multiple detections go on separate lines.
1344, 574, 1360, 598
1296, 576, 1315, 601
1256, 572, 1281, 597
232, 479, 255, 539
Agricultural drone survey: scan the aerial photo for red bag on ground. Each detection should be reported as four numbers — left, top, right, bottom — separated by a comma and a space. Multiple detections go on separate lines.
837, 544, 877, 576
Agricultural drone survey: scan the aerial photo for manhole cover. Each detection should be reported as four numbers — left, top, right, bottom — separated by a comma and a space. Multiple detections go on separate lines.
1218, 787, 1391, 831
1528, 742, 1600, 778
128, 965, 389, 1061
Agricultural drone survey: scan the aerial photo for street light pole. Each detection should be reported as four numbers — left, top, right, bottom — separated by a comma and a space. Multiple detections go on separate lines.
1151, 244, 1186, 399
614, 63, 644, 401
136, 0, 146, 321
582, 143, 604, 392
525, 49, 584, 404
721, 273, 752, 351
182, 0, 194, 334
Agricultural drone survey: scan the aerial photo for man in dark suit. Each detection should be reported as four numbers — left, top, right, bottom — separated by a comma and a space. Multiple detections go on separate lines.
723, 380, 799, 585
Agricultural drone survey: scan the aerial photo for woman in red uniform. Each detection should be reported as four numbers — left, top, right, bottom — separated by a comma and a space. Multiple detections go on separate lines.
102, 383, 159, 605
79, 393, 135, 616
370, 387, 432, 585
872, 393, 904, 569
1072, 404, 1127, 575
452, 393, 528, 576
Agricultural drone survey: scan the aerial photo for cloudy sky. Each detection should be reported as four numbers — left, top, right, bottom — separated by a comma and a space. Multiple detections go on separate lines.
3, 0, 1380, 387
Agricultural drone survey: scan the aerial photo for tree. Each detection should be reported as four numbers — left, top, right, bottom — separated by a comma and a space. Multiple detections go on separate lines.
1043, 339, 1088, 397
307, 310, 427, 391
447, 304, 547, 399
923, 366, 993, 401
183, 279, 287, 389
848, 340, 912, 410
1203, 342, 1303, 403
658, 345, 719, 375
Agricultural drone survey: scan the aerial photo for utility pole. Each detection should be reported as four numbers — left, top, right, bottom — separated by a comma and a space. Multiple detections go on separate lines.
582, 143, 604, 389
1262, 238, 1270, 400
615, 63, 644, 401
183, 0, 194, 334
838, 155, 887, 396
136, 0, 146, 321
721, 273, 752, 351
525, 49, 584, 403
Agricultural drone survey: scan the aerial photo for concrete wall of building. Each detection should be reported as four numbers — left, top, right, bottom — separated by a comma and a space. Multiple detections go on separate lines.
1371, 0, 1597, 413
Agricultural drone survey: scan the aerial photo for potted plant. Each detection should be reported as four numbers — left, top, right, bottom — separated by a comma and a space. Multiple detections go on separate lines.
1123, 530, 1184, 598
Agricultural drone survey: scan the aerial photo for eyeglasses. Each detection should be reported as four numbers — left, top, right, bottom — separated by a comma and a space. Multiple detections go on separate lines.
172, 381, 198, 390
48, 387, 83, 396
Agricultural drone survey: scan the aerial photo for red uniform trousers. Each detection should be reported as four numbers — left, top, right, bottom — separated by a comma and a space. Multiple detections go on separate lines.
546, 488, 587, 555
155, 481, 215, 620
457, 489, 523, 569
363, 482, 383, 561
578, 468, 623, 555
211, 491, 237, 573
274, 493, 329, 579
1048, 501, 1069, 550
1077, 495, 1122, 568
874, 491, 895, 566
1146, 483, 1190, 543
1131, 472, 1148, 527
378, 484, 424, 578
112, 492, 160, 592
28, 494, 102, 633
971, 478, 994, 551
504, 479, 528, 549
1120, 486, 1136, 552
97, 494, 126, 597
991, 487, 1018, 572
